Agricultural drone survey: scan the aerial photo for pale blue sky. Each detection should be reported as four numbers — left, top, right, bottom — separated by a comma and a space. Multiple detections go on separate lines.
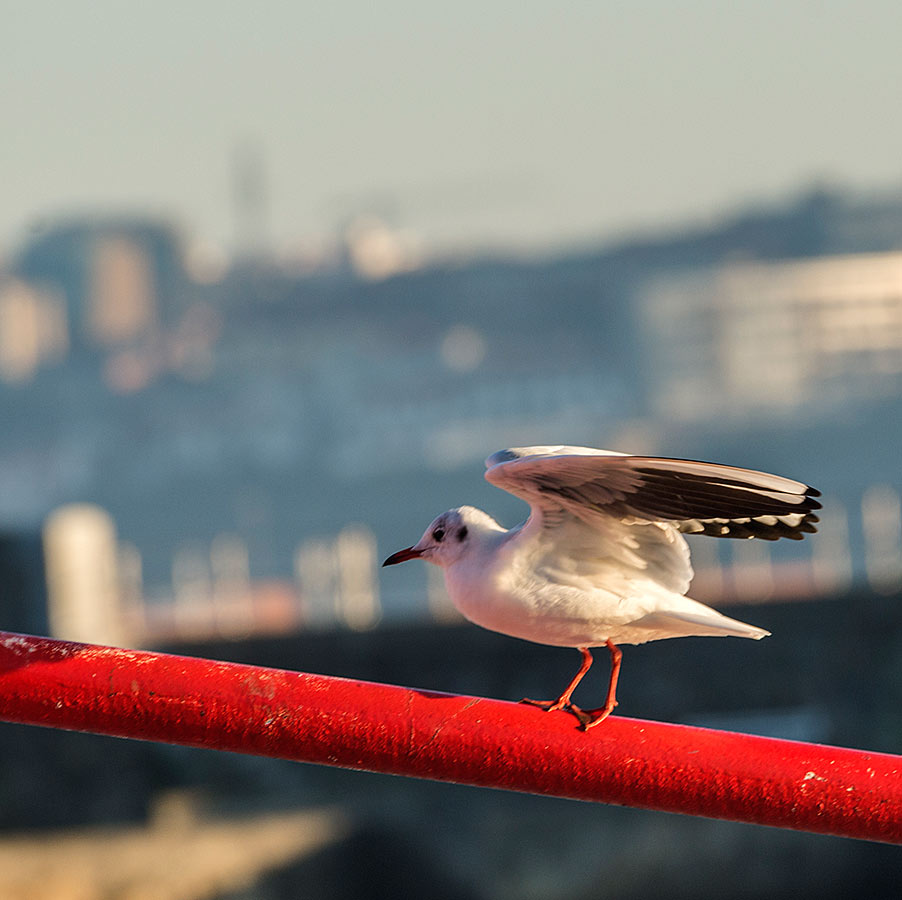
4, 1, 902, 256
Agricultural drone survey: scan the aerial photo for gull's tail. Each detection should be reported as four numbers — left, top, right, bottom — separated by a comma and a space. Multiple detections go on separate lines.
631, 596, 770, 642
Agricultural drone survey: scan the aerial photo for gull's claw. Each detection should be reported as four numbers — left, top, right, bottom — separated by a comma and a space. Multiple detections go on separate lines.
570, 700, 617, 730
519, 697, 568, 712
520, 697, 605, 729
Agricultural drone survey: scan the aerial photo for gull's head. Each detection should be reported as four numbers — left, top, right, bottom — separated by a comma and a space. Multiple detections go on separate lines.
382, 506, 502, 570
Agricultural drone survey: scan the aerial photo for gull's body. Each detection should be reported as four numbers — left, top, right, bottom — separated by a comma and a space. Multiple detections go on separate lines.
383, 445, 820, 728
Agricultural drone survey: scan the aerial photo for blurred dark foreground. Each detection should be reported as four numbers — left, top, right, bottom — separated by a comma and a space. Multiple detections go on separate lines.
1, 588, 901, 899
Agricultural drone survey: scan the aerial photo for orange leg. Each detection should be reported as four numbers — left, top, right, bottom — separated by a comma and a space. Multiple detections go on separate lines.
522, 641, 622, 730
576, 640, 622, 730
520, 646, 593, 712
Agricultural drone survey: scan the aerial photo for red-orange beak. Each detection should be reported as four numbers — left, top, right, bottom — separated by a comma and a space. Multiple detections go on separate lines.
382, 546, 423, 567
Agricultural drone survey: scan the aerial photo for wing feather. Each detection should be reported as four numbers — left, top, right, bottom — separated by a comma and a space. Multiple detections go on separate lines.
485, 446, 820, 541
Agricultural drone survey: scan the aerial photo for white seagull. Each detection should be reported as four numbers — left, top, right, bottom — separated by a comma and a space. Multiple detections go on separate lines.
383, 445, 820, 729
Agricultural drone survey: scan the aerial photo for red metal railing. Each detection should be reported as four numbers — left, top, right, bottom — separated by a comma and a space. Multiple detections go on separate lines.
1, 630, 900, 843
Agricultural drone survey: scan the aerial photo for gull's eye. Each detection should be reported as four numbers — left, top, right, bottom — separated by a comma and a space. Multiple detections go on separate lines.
432, 527, 445, 543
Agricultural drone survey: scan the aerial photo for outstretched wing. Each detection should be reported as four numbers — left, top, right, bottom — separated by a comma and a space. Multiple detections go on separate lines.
485, 446, 821, 541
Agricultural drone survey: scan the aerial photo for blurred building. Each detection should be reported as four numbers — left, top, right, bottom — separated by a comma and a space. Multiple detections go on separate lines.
88, 234, 158, 346
341, 214, 423, 281
642, 251, 902, 422
0, 279, 68, 382
8, 218, 186, 368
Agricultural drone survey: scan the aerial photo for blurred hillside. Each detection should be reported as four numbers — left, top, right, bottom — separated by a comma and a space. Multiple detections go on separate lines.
2, 185, 902, 639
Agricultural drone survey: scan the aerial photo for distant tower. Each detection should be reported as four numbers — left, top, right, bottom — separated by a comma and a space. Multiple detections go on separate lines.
232, 141, 269, 260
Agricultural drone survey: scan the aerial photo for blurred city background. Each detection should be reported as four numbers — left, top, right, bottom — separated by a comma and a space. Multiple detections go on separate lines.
2, 3, 902, 898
